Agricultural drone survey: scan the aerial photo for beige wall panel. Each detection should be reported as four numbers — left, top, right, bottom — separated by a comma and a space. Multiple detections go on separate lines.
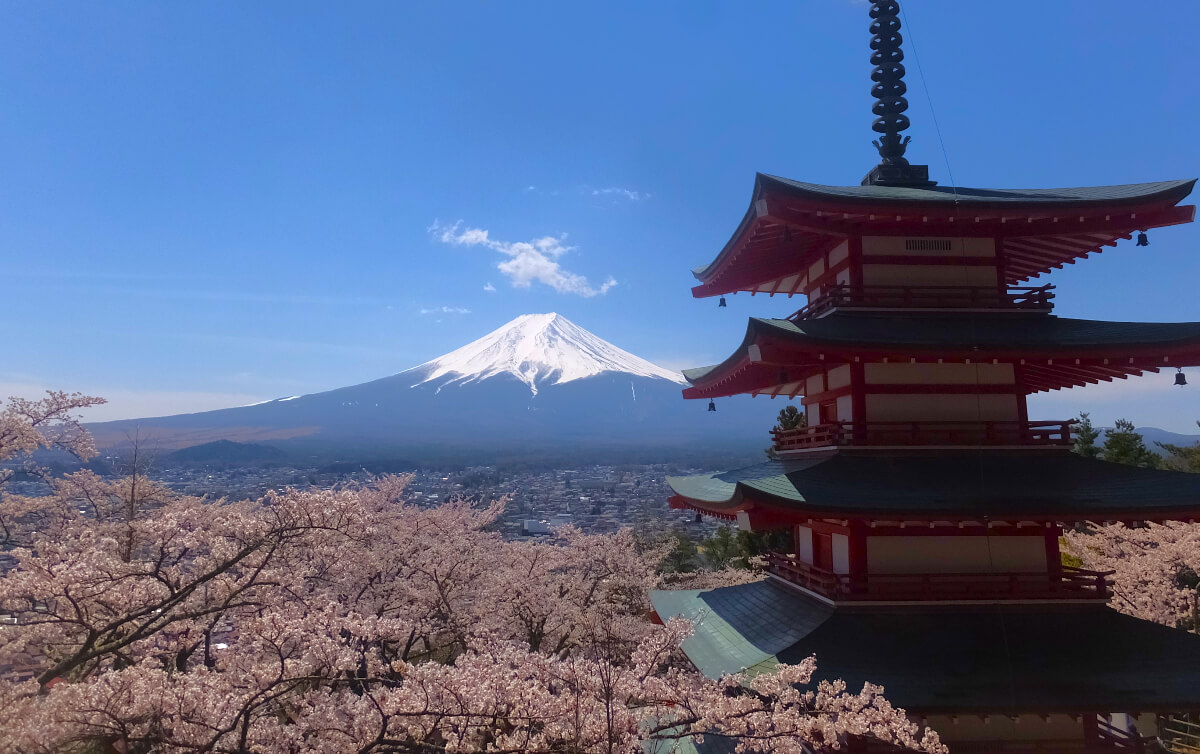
808, 257, 825, 281
835, 394, 854, 421
866, 535, 1047, 574
864, 394, 1018, 422
826, 365, 852, 390
862, 263, 998, 287
831, 533, 850, 574
796, 526, 814, 564
828, 240, 849, 266
865, 362, 1014, 385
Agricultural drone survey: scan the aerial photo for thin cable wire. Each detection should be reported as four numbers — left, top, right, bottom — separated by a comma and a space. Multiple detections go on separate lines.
899, 3, 958, 197
901, 0, 1021, 716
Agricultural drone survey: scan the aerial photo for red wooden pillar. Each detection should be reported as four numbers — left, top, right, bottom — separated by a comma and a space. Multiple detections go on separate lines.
848, 520, 869, 593
1044, 526, 1062, 576
850, 361, 867, 443
1082, 713, 1100, 747
994, 236, 1007, 298
1014, 364, 1030, 425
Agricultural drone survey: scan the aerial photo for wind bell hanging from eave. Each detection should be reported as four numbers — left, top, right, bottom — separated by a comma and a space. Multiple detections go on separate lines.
1175, 368, 1188, 387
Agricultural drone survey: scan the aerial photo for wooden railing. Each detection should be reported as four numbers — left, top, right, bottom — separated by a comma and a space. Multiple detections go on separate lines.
1161, 716, 1200, 754
763, 552, 1112, 603
1095, 718, 1151, 753
771, 420, 1075, 451
789, 283, 1055, 320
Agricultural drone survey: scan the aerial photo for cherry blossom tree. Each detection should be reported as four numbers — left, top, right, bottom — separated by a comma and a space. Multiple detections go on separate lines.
1064, 521, 1200, 629
0, 399, 944, 753
0, 477, 945, 753
0, 391, 105, 546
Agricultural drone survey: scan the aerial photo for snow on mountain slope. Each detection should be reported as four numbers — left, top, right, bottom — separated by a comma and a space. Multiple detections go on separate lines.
405, 313, 686, 394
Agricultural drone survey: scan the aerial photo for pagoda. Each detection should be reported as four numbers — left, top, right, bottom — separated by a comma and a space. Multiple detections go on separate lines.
651, 2, 1200, 752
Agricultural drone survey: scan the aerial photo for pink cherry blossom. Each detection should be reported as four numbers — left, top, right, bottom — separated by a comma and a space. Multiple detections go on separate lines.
0, 397, 944, 753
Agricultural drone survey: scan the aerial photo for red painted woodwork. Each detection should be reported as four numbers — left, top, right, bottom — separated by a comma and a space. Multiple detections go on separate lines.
679, 329, 1200, 397
814, 532, 834, 571
763, 553, 1111, 603
818, 399, 838, 425
691, 194, 1195, 296
771, 420, 1075, 451
789, 284, 1055, 320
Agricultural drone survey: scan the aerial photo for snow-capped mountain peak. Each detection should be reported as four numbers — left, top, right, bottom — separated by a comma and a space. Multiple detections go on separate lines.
406, 313, 686, 394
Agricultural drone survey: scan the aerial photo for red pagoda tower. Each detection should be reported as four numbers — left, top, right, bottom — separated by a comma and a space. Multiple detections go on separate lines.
651, 3, 1200, 752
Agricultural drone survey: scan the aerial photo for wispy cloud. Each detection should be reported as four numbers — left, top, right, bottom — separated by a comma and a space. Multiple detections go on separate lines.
430, 221, 617, 297
483, 283, 496, 292
0, 380, 268, 423
419, 306, 471, 315
590, 187, 649, 201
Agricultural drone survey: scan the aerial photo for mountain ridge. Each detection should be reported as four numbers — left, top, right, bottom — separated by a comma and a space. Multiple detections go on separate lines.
403, 312, 686, 395
87, 313, 779, 458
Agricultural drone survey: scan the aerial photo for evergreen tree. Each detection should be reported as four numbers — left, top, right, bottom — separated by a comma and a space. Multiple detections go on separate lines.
766, 404, 807, 459
700, 525, 740, 569
1101, 418, 1159, 468
1158, 421, 1200, 473
774, 404, 807, 432
1072, 412, 1101, 458
661, 531, 700, 573
735, 528, 793, 566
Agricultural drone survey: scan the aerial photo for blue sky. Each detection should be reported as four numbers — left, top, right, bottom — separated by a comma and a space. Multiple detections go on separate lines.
2, 1, 1199, 431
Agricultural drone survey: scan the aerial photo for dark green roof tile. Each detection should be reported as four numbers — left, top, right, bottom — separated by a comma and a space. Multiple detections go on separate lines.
668, 451, 1200, 517
653, 580, 1200, 714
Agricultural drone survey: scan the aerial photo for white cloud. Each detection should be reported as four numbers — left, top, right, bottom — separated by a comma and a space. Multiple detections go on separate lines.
483, 283, 496, 292
430, 221, 617, 297
591, 187, 649, 201
419, 306, 471, 315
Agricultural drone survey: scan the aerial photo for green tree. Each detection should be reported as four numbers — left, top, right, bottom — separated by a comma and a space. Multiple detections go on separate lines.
766, 404, 807, 459
1158, 421, 1200, 473
661, 531, 700, 574
774, 404, 807, 431
1072, 412, 1101, 458
735, 528, 793, 567
1101, 418, 1159, 468
700, 525, 740, 569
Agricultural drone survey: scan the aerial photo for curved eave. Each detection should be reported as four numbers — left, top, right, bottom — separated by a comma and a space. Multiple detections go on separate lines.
668, 454, 1200, 524
681, 315, 1200, 398
691, 173, 1197, 296
758, 174, 1198, 210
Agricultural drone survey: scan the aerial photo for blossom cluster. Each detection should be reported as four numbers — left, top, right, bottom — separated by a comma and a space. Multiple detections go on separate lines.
0, 393, 944, 753
1065, 521, 1200, 628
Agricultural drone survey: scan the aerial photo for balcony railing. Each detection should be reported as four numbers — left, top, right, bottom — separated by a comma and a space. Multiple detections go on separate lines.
763, 552, 1112, 603
789, 283, 1055, 320
771, 420, 1075, 452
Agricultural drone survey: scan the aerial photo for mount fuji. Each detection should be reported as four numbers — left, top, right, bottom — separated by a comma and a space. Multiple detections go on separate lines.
88, 314, 780, 461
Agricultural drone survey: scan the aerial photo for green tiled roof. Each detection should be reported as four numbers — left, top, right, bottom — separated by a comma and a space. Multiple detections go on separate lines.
751, 313, 1200, 350
653, 580, 1200, 714
684, 313, 1200, 387
651, 579, 832, 679
667, 451, 1200, 518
